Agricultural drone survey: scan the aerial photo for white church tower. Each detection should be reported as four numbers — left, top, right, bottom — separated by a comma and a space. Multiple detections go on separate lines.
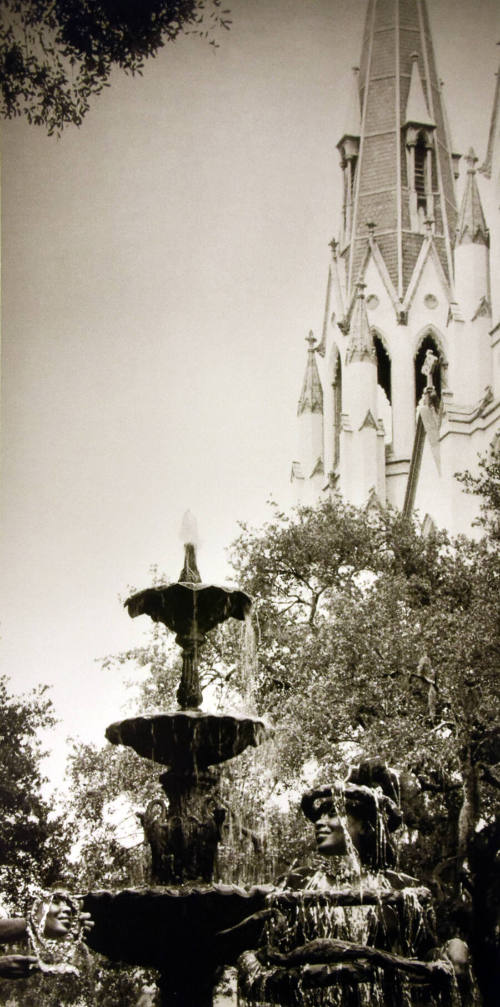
291, 0, 500, 535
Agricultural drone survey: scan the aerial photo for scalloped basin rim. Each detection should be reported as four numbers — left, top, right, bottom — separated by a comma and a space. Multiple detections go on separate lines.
125, 582, 252, 613
105, 710, 271, 769
85, 882, 275, 900
107, 708, 270, 723
128, 581, 252, 594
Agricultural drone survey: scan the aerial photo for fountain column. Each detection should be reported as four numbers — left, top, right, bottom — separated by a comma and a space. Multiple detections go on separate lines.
86, 536, 271, 1007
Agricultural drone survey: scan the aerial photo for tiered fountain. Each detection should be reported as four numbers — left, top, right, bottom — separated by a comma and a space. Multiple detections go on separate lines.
83, 534, 272, 1006
79, 533, 468, 1006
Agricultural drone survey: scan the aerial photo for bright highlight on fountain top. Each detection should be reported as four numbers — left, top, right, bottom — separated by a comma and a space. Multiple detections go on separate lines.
180, 509, 199, 547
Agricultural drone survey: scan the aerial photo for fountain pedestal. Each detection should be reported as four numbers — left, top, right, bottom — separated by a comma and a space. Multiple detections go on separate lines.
106, 708, 268, 885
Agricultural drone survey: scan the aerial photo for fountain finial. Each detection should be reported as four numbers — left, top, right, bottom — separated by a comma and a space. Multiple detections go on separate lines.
179, 544, 202, 584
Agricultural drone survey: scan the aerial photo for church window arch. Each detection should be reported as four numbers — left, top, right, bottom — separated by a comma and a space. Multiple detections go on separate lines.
373, 330, 392, 444
330, 345, 342, 467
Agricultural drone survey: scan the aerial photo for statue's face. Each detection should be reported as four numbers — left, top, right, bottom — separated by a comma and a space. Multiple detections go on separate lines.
314, 804, 365, 856
46, 895, 73, 935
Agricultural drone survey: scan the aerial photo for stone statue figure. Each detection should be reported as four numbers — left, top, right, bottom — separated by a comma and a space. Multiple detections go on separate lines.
237, 759, 473, 1006
301, 758, 402, 871
0, 892, 92, 979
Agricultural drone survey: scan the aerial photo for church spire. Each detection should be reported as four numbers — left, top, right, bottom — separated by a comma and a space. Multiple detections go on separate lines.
292, 332, 324, 499
343, 0, 456, 304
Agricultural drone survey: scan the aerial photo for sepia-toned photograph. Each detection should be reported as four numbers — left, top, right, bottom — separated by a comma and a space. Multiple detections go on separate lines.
1, 1, 499, 1003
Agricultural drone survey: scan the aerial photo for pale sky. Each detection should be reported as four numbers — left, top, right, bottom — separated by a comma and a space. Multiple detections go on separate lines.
1, 0, 499, 788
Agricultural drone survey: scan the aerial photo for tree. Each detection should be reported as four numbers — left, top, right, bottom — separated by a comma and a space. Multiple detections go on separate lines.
0, 677, 77, 1005
457, 448, 500, 542
228, 498, 500, 1002
0, 676, 70, 912
0, 0, 231, 134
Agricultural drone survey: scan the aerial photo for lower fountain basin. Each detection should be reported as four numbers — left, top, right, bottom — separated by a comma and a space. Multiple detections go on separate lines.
105, 709, 270, 772
83, 883, 272, 972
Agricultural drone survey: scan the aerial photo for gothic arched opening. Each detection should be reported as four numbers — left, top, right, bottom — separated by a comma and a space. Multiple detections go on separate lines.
415, 334, 442, 404
331, 348, 342, 467
374, 334, 392, 444
415, 132, 427, 213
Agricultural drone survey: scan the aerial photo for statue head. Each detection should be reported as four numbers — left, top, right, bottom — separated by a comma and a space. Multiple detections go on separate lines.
301, 759, 403, 869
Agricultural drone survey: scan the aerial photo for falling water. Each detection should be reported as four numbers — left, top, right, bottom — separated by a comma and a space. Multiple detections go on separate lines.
240, 610, 258, 711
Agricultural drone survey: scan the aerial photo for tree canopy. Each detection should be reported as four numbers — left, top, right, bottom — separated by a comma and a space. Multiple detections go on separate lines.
0, 0, 231, 133
0, 676, 70, 911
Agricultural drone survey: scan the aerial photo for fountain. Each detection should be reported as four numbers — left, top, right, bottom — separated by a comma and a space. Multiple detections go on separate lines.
75, 533, 470, 1006
82, 532, 273, 1006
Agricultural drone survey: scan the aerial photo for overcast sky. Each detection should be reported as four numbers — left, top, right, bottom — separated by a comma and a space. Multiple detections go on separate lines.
1, 0, 499, 788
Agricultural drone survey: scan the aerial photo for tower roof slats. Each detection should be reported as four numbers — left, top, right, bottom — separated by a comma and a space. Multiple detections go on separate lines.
345, 0, 456, 302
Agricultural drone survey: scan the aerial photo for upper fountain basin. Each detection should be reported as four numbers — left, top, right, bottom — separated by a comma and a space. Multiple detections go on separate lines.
125, 582, 252, 639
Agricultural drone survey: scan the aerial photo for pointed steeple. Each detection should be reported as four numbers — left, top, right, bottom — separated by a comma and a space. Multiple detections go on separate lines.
337, 68, 361, 246
346, 283, 375, 364
344, 0, 456, 302
297, 332, 323, 415
440, 79, 461, 180
457, 149, 489, 246
339, 67, 361, 144
404, 53, 435, 129
481, 64, 500, 179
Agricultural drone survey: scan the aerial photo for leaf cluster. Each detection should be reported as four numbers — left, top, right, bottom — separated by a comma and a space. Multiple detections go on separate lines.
0, 0, 231, 133
0, 676, 71, 909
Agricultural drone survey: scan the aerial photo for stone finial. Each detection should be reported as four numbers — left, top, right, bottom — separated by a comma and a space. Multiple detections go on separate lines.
297, 331, 323, 415
329, 237, 338, 259
456, 146, 489, 245
465, 147, 479, 172
421, 349, 439, 390
346, 281, 375, 364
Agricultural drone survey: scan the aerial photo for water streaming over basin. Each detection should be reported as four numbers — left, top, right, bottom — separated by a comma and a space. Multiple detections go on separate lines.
237, 881, 458, 1006
240, 610, 258, 709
